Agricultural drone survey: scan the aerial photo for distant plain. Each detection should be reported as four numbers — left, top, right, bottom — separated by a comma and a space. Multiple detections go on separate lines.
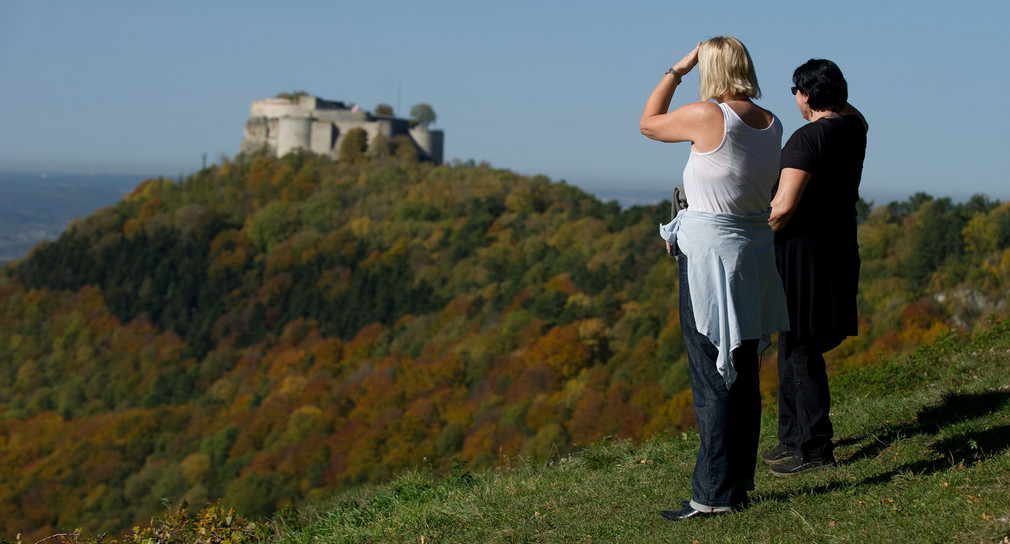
0, 171, 150, 264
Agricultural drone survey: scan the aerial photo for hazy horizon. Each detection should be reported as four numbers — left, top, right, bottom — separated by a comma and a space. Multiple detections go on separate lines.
2, 1, 1008, 205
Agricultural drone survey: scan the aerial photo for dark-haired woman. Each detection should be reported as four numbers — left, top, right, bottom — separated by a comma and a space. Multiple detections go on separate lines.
764, 59, 868, 475
641, 37, 790, 519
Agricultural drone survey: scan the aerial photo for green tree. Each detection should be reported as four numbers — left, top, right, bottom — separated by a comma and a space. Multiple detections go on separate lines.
368, 132, 392, 158
339, 128, 369, 164
887, 192, 934, 224
855, 197, 874, 223
905, 198, 964, 285
375, 103, 394, 116
409, 103, 437, 127
275, 91, 309, 101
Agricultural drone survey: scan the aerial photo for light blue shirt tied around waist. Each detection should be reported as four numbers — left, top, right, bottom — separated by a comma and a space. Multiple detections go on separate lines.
660, 209, 791, 389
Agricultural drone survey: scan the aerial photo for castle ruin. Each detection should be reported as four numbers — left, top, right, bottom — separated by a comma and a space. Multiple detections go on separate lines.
239, 94, 443, 164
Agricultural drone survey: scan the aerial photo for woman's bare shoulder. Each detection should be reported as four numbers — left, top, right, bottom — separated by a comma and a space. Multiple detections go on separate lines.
729, 101, 776, 130
681, 100, 722, 115
674, 101, 723, 125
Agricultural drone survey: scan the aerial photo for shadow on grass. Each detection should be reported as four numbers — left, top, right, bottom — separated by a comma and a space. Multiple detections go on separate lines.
854, 424, 1010, 487
841, 389, 1010, 467
757, 388, 1010, 503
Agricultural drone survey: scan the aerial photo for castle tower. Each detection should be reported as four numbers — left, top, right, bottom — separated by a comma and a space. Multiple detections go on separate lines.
276, 117, 312, 156
409, 125, 444, 166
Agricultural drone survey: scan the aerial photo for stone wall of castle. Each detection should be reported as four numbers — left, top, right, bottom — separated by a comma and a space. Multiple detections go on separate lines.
240, 94, 443, 164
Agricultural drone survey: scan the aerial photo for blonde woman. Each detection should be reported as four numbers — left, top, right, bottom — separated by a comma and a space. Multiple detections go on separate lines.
641, 36, 790, 520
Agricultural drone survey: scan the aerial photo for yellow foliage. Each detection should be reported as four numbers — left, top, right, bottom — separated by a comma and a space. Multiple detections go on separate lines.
858, 206, 902, 260
286, 405, 323, 441
547, 217, 607, 254
181, 453, 212, 485
125, 177, 170, 201
653, 389, 695, 432
380, 238, 410, 268
545, 273, 578, 295
279, 375, 309, 396
1001, 249, 1010, 279
962, 213, 999, 255
349, 216, 373, 238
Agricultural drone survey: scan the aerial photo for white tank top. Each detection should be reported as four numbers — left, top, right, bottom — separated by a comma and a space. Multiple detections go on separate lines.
682, 102, 783, 215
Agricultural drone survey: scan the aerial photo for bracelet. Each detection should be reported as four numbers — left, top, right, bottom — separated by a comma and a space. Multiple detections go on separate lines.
665, 67, 682, 83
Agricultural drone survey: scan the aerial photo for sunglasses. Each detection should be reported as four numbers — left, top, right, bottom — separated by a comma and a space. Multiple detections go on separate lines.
791, 87, 799, 95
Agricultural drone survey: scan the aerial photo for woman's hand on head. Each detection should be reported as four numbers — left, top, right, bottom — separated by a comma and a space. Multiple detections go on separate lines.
673, 42, 702, 76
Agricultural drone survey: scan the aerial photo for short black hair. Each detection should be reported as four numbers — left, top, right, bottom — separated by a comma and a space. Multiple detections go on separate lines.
793, 59, 848, 111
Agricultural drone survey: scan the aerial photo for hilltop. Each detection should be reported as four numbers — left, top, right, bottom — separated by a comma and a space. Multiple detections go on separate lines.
1, 149, 1009, 540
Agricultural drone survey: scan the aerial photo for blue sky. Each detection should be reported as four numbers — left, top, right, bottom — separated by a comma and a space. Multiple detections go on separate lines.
1, 0, 1006, 206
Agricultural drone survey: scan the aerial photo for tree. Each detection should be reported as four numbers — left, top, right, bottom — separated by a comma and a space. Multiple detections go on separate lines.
855, 197, 874, 223
409, 103, 437, 127
375, 103, 394, 116
963, 213, 999, 256
275, 91, 309, 101
340, 128, 369, 163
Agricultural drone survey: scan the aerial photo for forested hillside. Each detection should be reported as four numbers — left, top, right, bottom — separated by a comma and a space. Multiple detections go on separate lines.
1, 149, 1009, 539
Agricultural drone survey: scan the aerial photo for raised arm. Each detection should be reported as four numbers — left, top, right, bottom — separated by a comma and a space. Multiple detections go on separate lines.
640, 42, 708, 143
841, 102, 868, 132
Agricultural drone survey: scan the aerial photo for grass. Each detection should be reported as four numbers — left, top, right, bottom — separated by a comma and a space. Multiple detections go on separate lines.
269, 321, 1010, 543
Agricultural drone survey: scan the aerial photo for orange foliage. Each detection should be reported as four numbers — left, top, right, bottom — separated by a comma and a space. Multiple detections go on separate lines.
523, 394, 555, 431
343, 323, 388, 362
208, 229, 254, 278
505, 364, 561, 410
460, 421, 498, 462
524, 326, 591, 378
12, 156, 1002, 540
139, 196, 165, 221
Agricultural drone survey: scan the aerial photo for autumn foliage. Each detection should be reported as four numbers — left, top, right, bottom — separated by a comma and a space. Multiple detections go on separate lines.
1, 151, 1008, 540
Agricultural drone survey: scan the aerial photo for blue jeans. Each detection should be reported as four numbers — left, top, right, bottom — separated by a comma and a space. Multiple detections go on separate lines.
678, 254, 761, 508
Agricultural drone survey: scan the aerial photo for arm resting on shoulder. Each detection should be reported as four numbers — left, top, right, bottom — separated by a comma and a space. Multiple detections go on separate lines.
769, 168, 813, 233
841, 103, 868, 132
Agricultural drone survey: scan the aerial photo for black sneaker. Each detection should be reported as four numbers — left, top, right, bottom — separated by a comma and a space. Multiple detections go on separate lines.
659, 501, 732, 522
769, 454, 836, 477
761, 443, 796, 464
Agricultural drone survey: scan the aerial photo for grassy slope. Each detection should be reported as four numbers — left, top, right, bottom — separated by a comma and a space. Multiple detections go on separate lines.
271, 321, 1010, 543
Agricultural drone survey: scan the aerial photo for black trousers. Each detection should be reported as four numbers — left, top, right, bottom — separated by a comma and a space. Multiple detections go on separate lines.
776, 329, 833, 458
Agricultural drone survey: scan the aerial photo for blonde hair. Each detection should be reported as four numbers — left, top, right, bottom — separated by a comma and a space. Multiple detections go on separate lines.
697, 36, 761, 101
